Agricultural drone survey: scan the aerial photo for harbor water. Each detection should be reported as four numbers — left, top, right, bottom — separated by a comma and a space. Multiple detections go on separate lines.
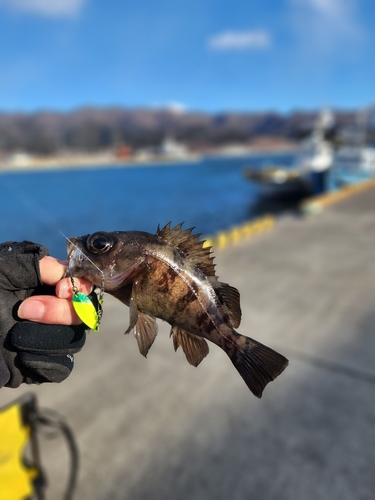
0, 152, 295, 258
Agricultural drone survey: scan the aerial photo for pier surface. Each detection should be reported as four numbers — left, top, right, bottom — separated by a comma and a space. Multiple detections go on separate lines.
1, 186, 375, 500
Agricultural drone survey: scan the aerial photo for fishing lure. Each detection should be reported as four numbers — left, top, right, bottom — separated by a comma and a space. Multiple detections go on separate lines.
70, 275, 104, 331
61, 230, 105, 331
60, 230, 106, 330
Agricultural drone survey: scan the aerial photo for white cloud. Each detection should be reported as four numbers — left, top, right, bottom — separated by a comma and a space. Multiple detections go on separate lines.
165, 102, 187, 114
300, 0, 343, 16
0, 0, 86, 17
207, 30, 271, 51
151, 102, 187, 114
289, 0, 365, 56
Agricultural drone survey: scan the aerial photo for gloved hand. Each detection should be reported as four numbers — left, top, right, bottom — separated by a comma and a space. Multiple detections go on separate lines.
0, 241, 86, 388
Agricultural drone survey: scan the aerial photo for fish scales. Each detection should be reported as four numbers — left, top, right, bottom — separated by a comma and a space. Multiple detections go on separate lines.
67, 222, 288, 398
134, 257, 223, 339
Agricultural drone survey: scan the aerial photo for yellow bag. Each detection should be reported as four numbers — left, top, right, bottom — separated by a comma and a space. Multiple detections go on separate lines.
0, 393, 44, 500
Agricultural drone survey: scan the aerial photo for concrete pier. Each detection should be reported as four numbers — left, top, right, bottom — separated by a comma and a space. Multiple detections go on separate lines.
1, 185, 375, 500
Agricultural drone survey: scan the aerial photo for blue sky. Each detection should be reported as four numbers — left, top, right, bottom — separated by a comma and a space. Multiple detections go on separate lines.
0, 0, 373, 113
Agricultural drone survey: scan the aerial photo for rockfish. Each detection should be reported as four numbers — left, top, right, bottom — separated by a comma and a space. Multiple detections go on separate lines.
67, 223, 288, 397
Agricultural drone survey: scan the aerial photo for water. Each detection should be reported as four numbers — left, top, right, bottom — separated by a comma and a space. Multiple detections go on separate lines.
0, 152, 295, 258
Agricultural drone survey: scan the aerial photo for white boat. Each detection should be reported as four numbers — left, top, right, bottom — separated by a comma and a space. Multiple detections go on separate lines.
294, 116, 334, 175
333, 146, 375, 171
243, 109, 334, 198
330, 107, 375, 185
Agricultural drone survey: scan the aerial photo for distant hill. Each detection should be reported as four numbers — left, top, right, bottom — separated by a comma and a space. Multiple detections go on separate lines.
0, 107, 358, 155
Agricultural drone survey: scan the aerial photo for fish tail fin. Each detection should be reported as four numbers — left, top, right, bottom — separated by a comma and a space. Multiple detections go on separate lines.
229, 333, 288, 398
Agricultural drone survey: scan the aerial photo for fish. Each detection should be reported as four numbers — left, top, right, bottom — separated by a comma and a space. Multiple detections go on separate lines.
67, 222, 288, 398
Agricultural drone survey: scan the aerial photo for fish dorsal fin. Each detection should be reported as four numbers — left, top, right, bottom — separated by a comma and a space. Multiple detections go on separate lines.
156, 222, 216, 277
214, 281, 242, 329
170, 326, 209, 367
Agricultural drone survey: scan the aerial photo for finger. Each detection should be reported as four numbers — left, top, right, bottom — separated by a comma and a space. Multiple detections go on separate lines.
39, 256, 66, 285
56, 277, 93, 299
18, 296, 82, 325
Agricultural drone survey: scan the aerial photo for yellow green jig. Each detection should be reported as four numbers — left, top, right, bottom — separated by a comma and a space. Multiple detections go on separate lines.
61, 230, 105, 331
70, 276, 103, 331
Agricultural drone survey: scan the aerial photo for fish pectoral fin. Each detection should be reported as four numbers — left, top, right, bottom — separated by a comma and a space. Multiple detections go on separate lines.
170, 326, 209, 367
217, 282, 242, 329
134, 312, 158, 357
125, 297, 138, 334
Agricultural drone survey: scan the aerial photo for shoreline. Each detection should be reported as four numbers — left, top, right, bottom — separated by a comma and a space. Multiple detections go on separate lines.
0, 146, 297, 174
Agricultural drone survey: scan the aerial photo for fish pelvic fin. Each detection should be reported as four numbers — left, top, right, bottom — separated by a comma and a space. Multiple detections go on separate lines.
125, 299, 158, 357
229, 334, 288, 398
125, 296, 138, 334
170, 326, 209, 367
135, 312, 158, 357
156, 222, 216, 277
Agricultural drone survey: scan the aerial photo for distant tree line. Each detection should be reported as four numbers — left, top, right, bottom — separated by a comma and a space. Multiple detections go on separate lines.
0, 107, 361, 155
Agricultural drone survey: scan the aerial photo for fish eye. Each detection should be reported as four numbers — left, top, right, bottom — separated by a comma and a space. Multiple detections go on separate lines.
87, 232, 114, 254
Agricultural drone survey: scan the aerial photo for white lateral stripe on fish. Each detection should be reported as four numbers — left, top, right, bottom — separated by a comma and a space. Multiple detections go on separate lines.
145, 242, 223, 337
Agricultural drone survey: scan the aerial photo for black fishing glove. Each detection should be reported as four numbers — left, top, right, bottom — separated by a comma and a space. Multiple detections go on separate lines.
0, 241, 86, 388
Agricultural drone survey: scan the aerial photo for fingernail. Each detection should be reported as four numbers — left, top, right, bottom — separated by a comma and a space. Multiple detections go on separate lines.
18, 300, 45, 321
58, 283, 71, 298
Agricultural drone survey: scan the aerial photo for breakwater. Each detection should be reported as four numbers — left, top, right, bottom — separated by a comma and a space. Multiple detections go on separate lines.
203, 177, 375, 250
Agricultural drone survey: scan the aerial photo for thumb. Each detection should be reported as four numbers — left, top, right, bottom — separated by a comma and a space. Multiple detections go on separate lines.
18, 296, 82, 325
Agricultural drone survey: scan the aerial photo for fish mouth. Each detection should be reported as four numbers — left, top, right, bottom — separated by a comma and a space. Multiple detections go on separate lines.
66, 240, 92, 277
66, 238, 142, 291
66, 238, 78, 262
66, 243, 106, 289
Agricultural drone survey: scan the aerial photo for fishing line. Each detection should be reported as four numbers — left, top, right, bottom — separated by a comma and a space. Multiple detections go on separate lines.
0, 176, 68, 259
0, 176, 106, 330
0, 177, 59, 231
59, 231, 105, 277
274, 345, 375, 385
60, 230, 105, 331
1, 173, 104, 329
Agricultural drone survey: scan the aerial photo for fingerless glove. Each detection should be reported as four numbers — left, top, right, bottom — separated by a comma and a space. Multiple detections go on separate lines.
0, 241, 86, 388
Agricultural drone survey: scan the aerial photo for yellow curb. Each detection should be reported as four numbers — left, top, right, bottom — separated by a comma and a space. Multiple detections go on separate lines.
203, 214, 276, 251
301, 178, 375, 215
203, 178, 375, 249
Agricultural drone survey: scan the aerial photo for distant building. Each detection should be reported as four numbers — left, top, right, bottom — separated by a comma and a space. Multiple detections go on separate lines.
8, 152, 33, 168
115, 144, 132, 160
156, 137, 188, 158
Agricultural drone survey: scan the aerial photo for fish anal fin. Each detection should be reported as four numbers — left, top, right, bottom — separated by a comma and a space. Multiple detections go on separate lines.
217, 282, 242, 329
156, 222, 216, 277
134, 312, 158, 357
230, 334, 288, 398
171, 326, 209, 367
